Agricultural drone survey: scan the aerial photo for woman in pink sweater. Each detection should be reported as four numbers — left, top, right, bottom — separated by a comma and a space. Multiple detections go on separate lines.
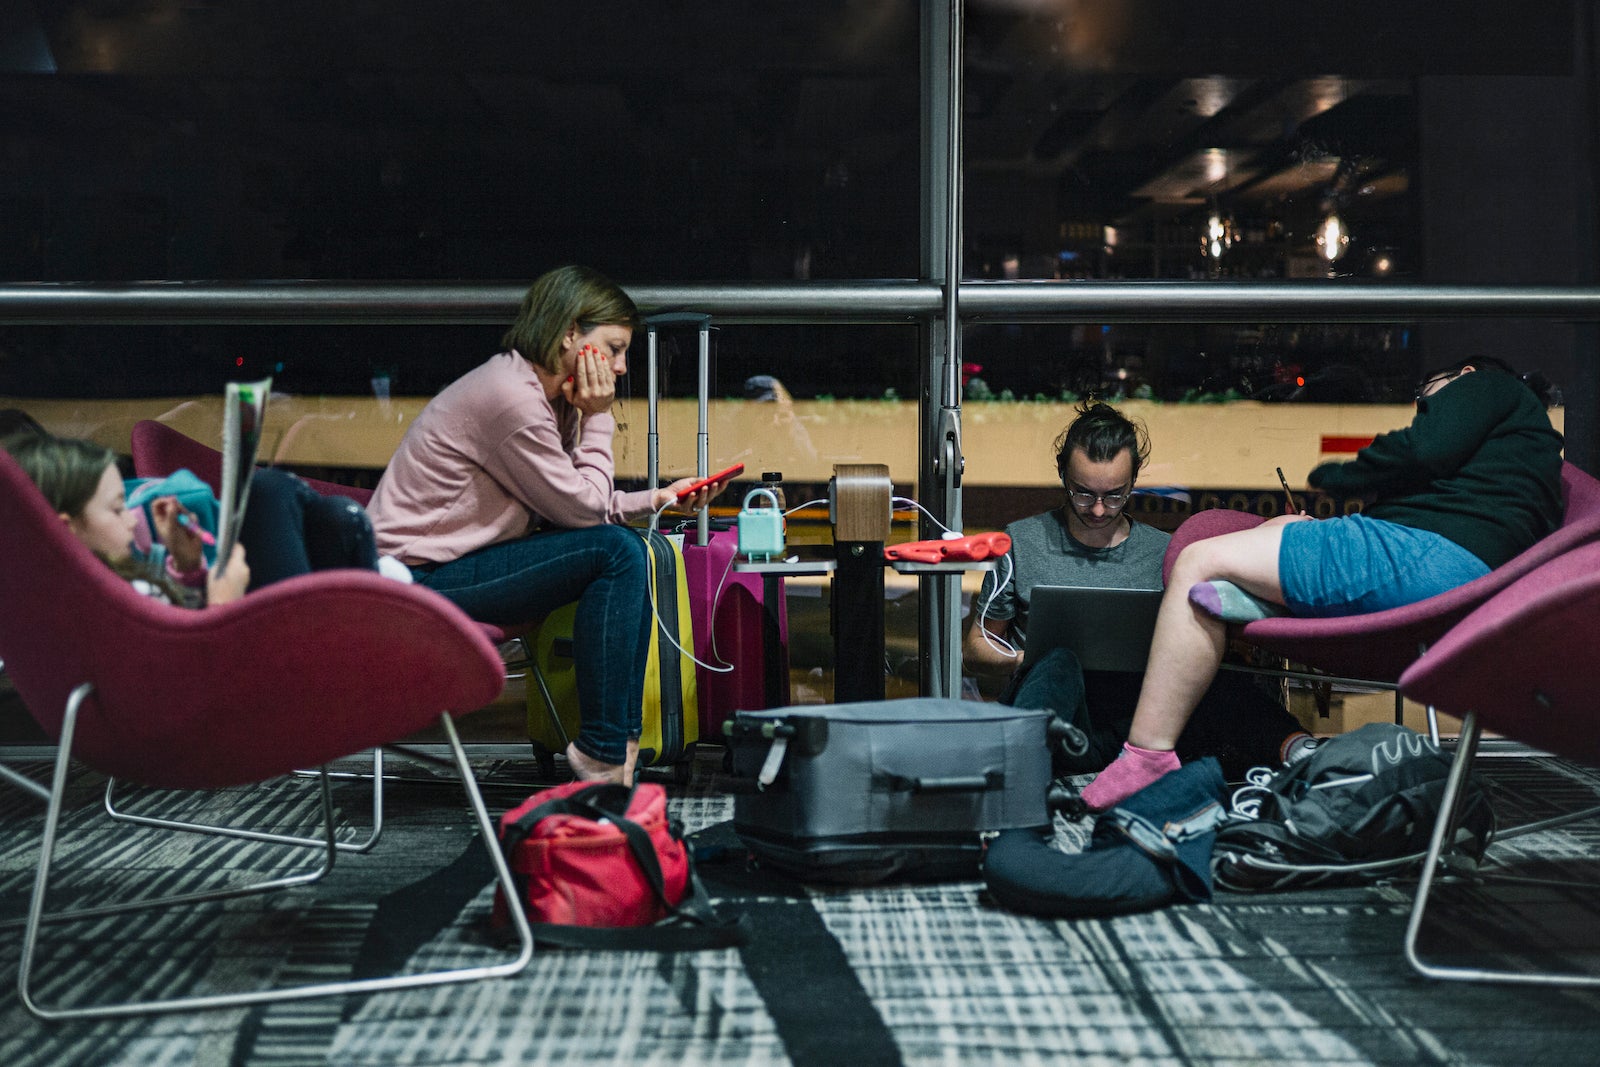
367, 266, 725, 785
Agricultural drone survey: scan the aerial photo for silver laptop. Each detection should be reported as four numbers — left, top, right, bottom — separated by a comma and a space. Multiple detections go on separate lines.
1021, 585, 1164, 673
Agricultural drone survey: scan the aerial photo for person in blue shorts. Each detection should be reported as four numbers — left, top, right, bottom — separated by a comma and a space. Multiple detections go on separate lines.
1081, 356, 1564, 810
963, 400, 1310, 779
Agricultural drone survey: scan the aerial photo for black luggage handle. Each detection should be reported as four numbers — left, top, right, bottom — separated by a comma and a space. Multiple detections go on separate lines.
724, 719, 793, 740
723, 716, 829, 757
876, 770, 1004, 794
644, 311, 713, 328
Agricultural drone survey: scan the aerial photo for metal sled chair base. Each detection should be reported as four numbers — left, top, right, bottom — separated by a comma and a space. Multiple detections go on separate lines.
1, 759, 50, 802
1404, 709, 1600, 987
17, 682, 534, 1021
1219, 660, 1445, 746
104, 747, 385, 853
101, 638, 566, 853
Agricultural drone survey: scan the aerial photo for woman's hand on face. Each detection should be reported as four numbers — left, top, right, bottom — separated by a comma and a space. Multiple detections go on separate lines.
562, 344, 617, 417
206, 543, 250, 606
148, 496, 205, 573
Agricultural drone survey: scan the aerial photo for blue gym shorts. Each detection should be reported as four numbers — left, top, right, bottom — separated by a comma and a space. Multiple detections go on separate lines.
1277, 513, 1490, 617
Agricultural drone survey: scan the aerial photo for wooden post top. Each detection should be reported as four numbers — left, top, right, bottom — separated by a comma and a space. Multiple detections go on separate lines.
832, 462, 892, 542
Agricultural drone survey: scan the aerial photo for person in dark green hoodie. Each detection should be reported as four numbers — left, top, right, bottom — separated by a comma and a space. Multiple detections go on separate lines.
1081, 356, 1563, 810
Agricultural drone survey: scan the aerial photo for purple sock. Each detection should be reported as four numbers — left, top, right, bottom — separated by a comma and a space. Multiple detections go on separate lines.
1188, 581, 1225, 617
1080, 742, 1181, 812
1188, 580, 1288, 623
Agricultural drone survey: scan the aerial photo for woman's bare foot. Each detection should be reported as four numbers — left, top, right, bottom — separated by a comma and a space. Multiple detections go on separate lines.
565, 741, 628, 785
623, 738, 640, 784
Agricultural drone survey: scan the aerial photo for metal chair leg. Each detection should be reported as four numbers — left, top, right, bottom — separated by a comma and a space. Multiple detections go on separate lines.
500, 634, 534, 677
1, 759, 49, 802
17, 689, 534, 1019
504, 631, 569, 752
1488, 801, 1600, 845
1404, 708, 1600, 987
14, 681, 337, 927
529, 660, 570, 748
105, 747, 385, 853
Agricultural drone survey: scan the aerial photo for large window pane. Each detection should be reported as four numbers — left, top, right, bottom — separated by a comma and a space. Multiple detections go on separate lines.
0, 4, 922, 398
962, 0, 1587, 396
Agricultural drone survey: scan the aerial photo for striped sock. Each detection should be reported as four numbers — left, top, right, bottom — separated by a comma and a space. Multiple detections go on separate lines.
1188, 580, 1289, 623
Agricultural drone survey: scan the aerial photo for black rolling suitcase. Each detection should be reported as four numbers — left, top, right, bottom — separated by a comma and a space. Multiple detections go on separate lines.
726, 698, 1055, 884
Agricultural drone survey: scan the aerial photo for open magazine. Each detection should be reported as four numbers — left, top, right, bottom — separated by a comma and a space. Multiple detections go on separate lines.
213, 377, 272, 574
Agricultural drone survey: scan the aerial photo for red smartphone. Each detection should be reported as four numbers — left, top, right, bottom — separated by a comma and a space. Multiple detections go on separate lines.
675, 462, 745, 501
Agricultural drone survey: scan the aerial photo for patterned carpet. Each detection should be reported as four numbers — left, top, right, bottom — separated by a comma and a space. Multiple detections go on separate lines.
1, 750, 1599, 1066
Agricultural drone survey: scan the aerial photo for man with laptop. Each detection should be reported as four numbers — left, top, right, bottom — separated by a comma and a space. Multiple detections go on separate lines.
963, 401, 1310, 779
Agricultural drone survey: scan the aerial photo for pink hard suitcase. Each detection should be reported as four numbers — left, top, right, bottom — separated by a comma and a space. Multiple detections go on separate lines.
646, 313, 792, 741
681, 524, 789, 739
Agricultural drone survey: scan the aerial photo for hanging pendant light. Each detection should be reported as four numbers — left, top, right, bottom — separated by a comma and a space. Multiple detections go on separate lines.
1315, 213, 1349, 262
1200, 204, 1234, 260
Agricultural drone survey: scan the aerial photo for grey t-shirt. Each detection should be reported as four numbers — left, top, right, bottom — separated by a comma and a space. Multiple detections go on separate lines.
974, 510, 1171, 648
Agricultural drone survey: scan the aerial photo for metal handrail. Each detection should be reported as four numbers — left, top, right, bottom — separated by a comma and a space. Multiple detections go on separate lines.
5, 279, 1600, 325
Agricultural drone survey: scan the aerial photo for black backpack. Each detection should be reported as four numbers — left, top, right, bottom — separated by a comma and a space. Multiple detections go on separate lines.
1212, 723, 1494, 892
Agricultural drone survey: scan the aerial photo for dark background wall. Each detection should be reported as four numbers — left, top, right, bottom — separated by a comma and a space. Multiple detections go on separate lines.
0, 0, 1594, 460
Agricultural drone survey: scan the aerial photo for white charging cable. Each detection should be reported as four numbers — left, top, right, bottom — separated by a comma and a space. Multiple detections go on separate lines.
702, 495, 832, 669
974, 552, 1020, 659
890, 495, 1018, 659
891, 495, 957, 536
645, 499, 735, 674
785, 497, 829, 520
638, 493, 837, 675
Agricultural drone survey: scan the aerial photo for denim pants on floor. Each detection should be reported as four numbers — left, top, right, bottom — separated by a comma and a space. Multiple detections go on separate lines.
416, 524, 650, 766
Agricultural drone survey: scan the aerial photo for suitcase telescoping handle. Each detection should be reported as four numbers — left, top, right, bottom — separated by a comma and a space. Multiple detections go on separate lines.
644, 311, 713, 547
875, 770, 1006, 795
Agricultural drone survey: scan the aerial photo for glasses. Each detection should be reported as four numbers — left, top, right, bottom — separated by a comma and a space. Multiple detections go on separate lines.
1066, 483, 1133, 511
1414, 370, 1460, 402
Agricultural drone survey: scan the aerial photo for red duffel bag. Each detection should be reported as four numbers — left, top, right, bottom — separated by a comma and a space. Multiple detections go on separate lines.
491, 780, 746, 950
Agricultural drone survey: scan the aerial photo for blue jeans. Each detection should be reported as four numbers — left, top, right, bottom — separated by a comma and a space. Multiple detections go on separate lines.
414, 524, 650, 766
241, 468, 378, 590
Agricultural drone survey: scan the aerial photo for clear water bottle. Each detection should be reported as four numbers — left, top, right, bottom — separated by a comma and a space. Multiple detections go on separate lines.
759, 471, 786, 529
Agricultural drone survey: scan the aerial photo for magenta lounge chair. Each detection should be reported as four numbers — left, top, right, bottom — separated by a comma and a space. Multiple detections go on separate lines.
131, 416, 375, 504
132, 418, 541, 667
0, 448, 533, 1018
1161, 462, 1600, 739
127, 418, 393, 849
1398, 538, 1600, 986
131, 420, 565, 758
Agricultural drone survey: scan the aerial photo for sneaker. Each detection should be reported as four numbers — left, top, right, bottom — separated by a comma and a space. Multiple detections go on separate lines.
1282, 733, 1325, 766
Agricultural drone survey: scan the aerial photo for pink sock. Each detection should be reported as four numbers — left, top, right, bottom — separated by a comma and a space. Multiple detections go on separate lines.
1080, 742, 1181, 812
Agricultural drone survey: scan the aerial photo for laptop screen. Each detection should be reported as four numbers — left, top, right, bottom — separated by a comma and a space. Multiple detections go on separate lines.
1021, 585, 1163, 673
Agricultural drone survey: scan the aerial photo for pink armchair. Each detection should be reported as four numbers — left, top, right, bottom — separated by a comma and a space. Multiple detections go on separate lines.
0, 447, 532, 1018
1161, 463, 1600, 734
1398, 538, 1600, 986
130, 419, 563, 761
